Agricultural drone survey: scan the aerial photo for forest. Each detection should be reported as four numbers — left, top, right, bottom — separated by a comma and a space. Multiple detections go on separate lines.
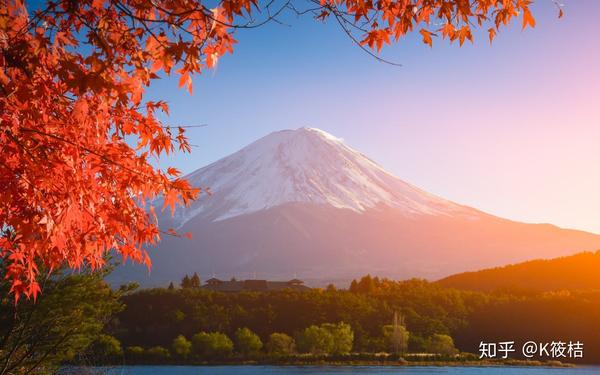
439, 251, 600, 292
3, 266, 600, 371
103, 275, 600, 364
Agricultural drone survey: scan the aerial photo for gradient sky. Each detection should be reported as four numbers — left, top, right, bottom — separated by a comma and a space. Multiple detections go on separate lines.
146, 1, 600, 234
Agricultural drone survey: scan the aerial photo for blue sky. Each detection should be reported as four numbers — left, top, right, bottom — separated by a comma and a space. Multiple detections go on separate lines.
144, 1, 599, 233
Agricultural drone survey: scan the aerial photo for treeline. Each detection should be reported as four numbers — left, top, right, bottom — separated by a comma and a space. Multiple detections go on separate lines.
101, 318, 458, 364
112, 278, 473, 352
106, 276, 600, 364
120, 323, 365, 363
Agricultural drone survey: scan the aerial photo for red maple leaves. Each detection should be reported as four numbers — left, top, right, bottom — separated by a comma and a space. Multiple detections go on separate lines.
0, 0, 218, 301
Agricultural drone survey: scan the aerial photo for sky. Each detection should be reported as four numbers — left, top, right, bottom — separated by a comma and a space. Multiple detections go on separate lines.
146, 1, 600, 234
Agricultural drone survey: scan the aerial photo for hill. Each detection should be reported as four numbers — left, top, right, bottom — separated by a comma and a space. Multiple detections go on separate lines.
437, 251, 600, 292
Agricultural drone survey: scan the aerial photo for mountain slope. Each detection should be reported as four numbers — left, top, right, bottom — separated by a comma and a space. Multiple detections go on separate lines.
112, 128, 600, 286
167, 127, 476, 225
437, 251, 600, 292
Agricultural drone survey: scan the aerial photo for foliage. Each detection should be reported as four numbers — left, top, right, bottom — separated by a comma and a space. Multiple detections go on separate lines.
383, 324, 409, 354
191, 332, 234, 359
295, 322, 353, 355
86, 334, 123, 363
382, 311, 409, 355
190, 273, 201, 289
322, 322, 354, 355
171, 335, 192, 359
115, 279, 481, 352
234, 327, 263, 355
265, 333, 296, 356
146, 346, 171, 361
350, 274, 377, 293
111, 275, 600, 363
0, 0, 551, 301
0, 263, 124, 374
124, 346, 145, 361
181, 273, 201, 289
424, 334, 458, 356
1, 0, 210, 301
181, 275, 192, 289
297, 325, 334, 355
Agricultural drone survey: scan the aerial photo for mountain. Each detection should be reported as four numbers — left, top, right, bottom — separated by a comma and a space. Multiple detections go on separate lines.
168, 127, 476, 225
112, 128, 600, 286
437, 251, 600, 292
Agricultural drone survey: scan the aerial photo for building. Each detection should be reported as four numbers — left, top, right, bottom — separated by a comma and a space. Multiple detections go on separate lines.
202, 277, 310, 292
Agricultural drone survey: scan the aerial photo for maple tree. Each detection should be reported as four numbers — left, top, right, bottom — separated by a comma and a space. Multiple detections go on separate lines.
0, 0, 557, 301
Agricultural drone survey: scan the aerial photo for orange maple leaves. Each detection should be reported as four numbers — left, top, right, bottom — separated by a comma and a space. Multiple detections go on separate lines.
0, 0, 551, 301
318, 0, 543, 51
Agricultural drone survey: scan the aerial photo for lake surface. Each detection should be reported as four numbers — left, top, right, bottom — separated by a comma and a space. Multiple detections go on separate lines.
87, 366, 600, 375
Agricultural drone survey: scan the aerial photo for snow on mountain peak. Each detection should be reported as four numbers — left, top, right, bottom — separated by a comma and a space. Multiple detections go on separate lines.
172, 127, 473, 226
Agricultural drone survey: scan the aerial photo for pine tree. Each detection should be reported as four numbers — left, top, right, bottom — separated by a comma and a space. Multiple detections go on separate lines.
168, 282, 175, 290
190, 273, 201, 288
181, 275, 191, 289
357, 275, 375, 293
349, 280, 358, 293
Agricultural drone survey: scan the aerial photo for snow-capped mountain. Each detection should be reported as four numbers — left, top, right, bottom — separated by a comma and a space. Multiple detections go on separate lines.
112, 128, 600, 287
171, 127, 476, 225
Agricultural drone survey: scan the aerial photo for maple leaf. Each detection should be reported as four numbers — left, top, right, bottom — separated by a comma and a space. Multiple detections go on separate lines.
178, 71, 193, 95
162, 189, 182, 216
488, 28, 497, 44
166, 167, 181, 177
522, 9, 536, 30
420, 29, 433, 47
457, 26, 473, 46
440, 23, 455, 40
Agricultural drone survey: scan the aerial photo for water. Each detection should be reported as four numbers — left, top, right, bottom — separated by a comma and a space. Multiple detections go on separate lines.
86, 366, 600, 375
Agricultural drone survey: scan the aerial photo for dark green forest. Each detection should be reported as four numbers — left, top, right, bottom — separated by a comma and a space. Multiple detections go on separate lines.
108, 276, 600, 364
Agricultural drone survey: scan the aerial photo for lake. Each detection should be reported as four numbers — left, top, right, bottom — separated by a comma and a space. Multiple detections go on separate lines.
83, 366, 600, 375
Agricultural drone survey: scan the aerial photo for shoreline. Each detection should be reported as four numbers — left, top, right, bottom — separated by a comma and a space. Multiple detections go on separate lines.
94, 359, 576, 368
